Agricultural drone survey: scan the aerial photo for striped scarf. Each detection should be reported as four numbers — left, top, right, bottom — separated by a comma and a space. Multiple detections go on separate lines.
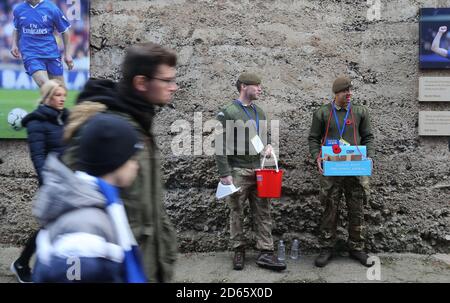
96, 178, 148, 283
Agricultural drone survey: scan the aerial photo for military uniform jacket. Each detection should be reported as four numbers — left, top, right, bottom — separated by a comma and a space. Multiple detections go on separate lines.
215, 101, 270, 177
308, 102, 374, 160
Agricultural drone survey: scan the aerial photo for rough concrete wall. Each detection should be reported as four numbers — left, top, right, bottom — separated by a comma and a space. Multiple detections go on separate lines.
1, 0, 449, 254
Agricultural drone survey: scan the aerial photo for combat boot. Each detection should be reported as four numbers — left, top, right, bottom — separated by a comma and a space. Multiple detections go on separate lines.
255, 251, 286, 271
233, 249, 245, 270
314, 249, 332, 267
349, 250, 374, 267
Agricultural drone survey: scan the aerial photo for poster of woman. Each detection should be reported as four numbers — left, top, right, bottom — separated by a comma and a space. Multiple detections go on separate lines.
0, 0, 89, 138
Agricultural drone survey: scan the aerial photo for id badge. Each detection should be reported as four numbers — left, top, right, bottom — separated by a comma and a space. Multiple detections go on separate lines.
325, 139, 339, 146
339, 138, 351, 146
251, 135, 265, 154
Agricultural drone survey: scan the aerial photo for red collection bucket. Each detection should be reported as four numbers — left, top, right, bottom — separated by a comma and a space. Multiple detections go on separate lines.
255, 151, 283, 198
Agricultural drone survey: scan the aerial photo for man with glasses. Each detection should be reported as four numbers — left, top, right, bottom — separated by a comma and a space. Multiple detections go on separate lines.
61, 42, 178, 282
308, 76, 375, 268
215, 72, 286, 272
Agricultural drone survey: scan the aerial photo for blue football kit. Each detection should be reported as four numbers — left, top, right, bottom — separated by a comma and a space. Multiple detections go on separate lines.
13, 0, 71, 76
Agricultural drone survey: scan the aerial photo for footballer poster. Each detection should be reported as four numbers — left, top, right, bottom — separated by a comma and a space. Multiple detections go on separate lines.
0, 0, 89, 139
420, 8, 450, 69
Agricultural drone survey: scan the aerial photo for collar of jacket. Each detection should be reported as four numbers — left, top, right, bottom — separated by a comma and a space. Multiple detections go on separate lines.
117, 82, 156, 135
333, 102, 348, 111
76, 78, 156, 136
22, 104, 68, 127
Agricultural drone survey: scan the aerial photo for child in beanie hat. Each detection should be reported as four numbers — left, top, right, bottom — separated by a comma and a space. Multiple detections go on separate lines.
78, 113, 142, 179
32, 113, 147, 283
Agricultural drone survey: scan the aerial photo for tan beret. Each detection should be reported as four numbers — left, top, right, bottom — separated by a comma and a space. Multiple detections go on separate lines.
238, 72, 261, 85
332, 76, 352, 93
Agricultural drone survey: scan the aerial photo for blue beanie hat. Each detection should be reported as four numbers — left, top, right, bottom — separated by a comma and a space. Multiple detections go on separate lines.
78, 113, 142, 177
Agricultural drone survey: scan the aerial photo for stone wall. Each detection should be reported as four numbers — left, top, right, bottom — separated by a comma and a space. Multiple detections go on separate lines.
1, 0, 449, 254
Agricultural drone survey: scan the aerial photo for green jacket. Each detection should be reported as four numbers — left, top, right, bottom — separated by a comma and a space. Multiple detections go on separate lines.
215, 101, 270, 177
62, 102, 177, 283
308, 102, 374, 159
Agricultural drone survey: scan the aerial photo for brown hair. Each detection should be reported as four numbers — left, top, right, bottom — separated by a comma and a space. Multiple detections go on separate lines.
121, 42, 177, 87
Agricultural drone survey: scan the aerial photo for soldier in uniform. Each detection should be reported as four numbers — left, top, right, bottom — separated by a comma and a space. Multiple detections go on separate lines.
215, 72, 286, 271
308, 76, 375, 268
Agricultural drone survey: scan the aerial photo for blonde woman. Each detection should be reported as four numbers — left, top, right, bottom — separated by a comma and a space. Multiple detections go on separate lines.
11, 79, 69, 283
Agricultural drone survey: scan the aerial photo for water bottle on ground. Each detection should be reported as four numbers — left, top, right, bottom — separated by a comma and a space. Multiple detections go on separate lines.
277, 240, 286, 262
290, 239, 299, 260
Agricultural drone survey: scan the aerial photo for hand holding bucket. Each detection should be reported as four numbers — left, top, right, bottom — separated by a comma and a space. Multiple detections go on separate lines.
255, 151, 283, 198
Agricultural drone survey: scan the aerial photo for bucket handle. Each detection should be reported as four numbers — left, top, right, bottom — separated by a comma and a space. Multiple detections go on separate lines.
261, 150, 279, 172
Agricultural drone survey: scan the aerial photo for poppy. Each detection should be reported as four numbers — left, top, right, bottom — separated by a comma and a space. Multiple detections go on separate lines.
346, 119, 352, 125
332, 144, 341, 154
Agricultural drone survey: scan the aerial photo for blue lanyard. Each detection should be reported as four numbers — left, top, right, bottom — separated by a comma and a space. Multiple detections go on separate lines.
332, 101, 351, 138
235, 100, 259, 134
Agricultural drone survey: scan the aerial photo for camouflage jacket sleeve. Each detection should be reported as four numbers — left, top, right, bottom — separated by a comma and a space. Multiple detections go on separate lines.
308, 108, 324, 160
215, 109, 232, 177
359, 106, 375, 158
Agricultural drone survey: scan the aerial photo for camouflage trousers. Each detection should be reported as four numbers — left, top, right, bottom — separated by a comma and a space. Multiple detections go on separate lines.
226, 168, 274, 251
319, 175, 370, 251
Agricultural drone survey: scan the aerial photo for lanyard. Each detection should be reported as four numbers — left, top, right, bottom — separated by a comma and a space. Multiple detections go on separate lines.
332, 101, 351, 139
235, 100, 259, 134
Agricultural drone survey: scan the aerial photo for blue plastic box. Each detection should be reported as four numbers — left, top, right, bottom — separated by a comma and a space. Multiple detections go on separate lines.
321, 146, 372, 176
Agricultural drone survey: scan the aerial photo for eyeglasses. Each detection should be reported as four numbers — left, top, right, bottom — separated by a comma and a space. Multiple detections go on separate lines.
151, 77, 177, 85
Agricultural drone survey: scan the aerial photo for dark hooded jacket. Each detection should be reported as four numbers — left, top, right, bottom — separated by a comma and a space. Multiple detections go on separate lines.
21, 104, 69, 185
62, 78, 177, 282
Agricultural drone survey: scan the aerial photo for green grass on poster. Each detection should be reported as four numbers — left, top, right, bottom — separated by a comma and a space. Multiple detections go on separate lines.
0, 89, 78, 139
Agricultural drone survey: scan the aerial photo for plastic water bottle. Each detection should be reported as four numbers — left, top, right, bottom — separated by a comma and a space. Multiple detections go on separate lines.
277, 240, 286, 262
290, 239, 299, 260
